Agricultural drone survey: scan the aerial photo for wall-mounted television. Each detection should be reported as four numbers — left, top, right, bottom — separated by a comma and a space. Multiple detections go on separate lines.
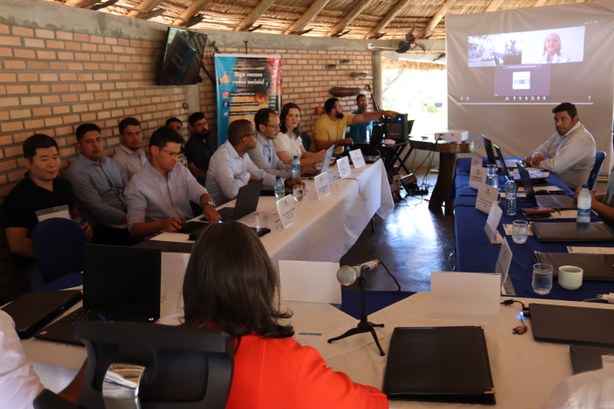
157, 27, 207, 86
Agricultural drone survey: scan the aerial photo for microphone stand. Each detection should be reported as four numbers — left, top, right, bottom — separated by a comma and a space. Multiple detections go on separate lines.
327, 271, 386, 356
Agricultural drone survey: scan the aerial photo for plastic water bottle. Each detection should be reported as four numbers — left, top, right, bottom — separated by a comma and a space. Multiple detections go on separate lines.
577, 184, 591, 224
274, 176, 285, 200
291, 155, 300, 179
504, 177, 517, 216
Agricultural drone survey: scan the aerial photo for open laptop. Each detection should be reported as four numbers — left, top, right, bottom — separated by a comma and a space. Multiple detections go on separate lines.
303, 146, 335, 179
493, 144, 521, 177
482, 134, 518, 169
531, 222, 614, 242
216, 179, 262, 221
35, 244, 161, 345
517, 165, 575, 209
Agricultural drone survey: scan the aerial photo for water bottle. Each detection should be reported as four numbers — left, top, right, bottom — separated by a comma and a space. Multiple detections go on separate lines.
486, 164, 498, 188
504, 177, 517, 216
274, 176, 285, 200
291, 155, 300, 179
577, 184, 591, 224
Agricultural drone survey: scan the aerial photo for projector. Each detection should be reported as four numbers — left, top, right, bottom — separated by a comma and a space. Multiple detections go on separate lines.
434, 130, 469, 142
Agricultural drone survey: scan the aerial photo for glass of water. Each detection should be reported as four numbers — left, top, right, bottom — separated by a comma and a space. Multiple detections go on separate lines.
532, 263, 553, 295
292, 184, 304, 202
512, 220, 528, 244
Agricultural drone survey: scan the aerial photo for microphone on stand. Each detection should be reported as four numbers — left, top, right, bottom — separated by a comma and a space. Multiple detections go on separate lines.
336, 259, 380, 286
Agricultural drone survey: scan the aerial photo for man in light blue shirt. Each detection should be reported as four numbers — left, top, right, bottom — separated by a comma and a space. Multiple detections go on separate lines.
65, 123, 134, 245
247, 108, 292, 178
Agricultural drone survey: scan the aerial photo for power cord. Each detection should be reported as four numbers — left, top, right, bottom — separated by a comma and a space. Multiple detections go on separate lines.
501, 299, 529, 335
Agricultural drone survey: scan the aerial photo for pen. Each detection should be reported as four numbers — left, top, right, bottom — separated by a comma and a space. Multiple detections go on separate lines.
298, 332, 322, 336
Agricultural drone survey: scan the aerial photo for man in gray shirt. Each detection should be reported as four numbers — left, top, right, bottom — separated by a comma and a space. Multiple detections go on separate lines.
524, 102, 595, 190
112, 117, 147, 183
247, 108, 292, 177
65, 123, 134, 245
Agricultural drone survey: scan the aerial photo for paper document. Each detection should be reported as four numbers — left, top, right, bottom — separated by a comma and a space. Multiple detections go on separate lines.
567, 246, 614, 254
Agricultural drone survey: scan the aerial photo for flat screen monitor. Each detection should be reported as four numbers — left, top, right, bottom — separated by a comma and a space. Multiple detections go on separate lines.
157, 27, 207, 86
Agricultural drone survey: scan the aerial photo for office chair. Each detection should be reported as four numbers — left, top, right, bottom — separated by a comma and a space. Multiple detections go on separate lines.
587, 151, 606, 190
32, 218, 88, 284
34, 321, 234, 409
300, 132, 312, 152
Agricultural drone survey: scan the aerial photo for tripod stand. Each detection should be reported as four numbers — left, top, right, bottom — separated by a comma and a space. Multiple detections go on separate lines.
327, 275, 386, 356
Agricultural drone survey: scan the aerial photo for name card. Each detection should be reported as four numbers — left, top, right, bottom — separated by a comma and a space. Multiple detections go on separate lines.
484, 202, 503, 244
495, 238, 513, 294
337, 156, 351, 179
275, 195, 297, 229
314, 172, 331, 199
476, 183, 499, 214
469, 157, 486, 190
349, 149, 366, 169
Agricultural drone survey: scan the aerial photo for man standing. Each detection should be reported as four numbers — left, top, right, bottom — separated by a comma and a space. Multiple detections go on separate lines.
312, 97, 396, 154
1, 134, 92, 287
524, 102, 595, 190
65, 123, 133, 245
184, 112, 216, 182
347, 94, 374, 143
206, 119, 278, 205
112, 117, 147, 183
125, 127, 220, 238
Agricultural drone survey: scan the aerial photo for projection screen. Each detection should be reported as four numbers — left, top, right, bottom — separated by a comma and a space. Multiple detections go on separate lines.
447, 0, 614, 175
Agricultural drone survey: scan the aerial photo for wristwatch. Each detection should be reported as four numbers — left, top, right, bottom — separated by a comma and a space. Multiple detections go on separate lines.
205, 198, 216, 208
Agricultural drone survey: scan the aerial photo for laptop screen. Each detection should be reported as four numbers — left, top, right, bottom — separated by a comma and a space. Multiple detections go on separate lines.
83, 244, 161, 320
493, 144, 509, 177
481, 134, 497, 165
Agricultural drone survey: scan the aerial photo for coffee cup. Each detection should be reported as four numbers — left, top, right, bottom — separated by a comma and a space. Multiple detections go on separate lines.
558, 265, 583, 290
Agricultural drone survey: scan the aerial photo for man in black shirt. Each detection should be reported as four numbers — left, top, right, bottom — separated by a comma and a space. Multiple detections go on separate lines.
184, 112, 216, 184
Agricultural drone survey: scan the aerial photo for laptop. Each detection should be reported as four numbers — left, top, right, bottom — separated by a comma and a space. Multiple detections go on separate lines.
35, 244, 161, 345
1, 290, 82, 339
529, 303, 614, 347
216, 180, 262, 221
482, 134, 518, 169
493, 144, 521, 177
303, 146, 335, 179
517, 165, 575, 209
531, 222, 614, 242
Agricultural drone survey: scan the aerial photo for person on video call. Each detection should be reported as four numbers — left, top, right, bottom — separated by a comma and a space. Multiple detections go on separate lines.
542, 33, 569, 64
523, 102, 595, 190
182, 221, 388, 409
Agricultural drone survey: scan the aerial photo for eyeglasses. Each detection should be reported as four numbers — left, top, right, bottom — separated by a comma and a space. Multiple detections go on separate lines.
161, 149, 180, 158
266, 123, 281, 129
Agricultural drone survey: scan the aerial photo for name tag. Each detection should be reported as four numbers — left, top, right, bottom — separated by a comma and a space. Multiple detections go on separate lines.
349, 149, 366, 168
314, 172, 332, 199
276, 195, 297, 229
337, 156, 351, 179
476, 183, 499, 214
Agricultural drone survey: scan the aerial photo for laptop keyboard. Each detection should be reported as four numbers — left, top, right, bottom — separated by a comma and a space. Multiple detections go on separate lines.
60, 307, 152, 326
537, 195, 571, 208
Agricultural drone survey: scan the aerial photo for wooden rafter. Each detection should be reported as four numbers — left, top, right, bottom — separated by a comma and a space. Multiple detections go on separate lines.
127, 0, 164, 18
423, 0, 455, 39
533, 0, 548, 6
64, 0, 99, 7
368, 0, 410, 39
172, 0, 212, 27
484, 0, 505, 13
236, 0, 276, 31
328, 0, 372, 37
284, 0, 332, 35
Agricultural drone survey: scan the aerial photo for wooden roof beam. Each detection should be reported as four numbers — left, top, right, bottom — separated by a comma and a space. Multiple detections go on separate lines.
64, 0, 99, 7
328, 0, 372, 37
368, 0, 409, 39
172, 0, 212, 27
236, 0, 276, 31
484, 0, 505, 13
284, 0, 332, 35
423, 0, 455, 39
533, 0, 547, 6
127, 0, 164, 18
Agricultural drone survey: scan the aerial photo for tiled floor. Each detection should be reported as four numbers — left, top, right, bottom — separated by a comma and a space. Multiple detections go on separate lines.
340, 171, 455, 292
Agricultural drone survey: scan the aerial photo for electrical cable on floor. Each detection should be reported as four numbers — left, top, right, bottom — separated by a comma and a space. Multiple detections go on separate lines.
379, 260, 402, 291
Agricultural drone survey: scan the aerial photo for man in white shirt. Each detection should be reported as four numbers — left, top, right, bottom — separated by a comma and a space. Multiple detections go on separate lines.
248, 108, 292, 177
112, 117, 148, 183
206, 120, 278, 205
524, 102, 596, 190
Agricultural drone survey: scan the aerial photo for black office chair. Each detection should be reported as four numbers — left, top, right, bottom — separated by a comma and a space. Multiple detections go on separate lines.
34, 322, 234, 409
587, 151, 606, 190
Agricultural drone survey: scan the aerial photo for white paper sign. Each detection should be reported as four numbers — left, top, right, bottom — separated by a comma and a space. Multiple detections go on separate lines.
476, 183, 499, 214
275, 194, 297, 229
469, 162, 486, 190
35, 205, 71, 222
314, 172, 331, 199
484, 202, 503, 244
348, 149, 366, 169
495, 238, 513, 294
336, 156, 351, 179
279, 260, 341, 304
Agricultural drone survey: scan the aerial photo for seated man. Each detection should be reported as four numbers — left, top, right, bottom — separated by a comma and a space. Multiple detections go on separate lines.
165, 117, 183, 134
206, 119, 278, 205
125, 127, 220, 238
184, 112, 216, 182
65, 123, 134, 246
112, 117, 148, 183
1, 134, 91, 288
579, 166, 614, 226
524, 102, 595, 190
312, 97, 396, 155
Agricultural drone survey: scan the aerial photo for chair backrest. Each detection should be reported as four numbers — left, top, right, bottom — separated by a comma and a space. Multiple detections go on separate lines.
32, 218, 88, 283
588, 151, 606, 190
300, 132, 312, 151
75, 321, 234, 409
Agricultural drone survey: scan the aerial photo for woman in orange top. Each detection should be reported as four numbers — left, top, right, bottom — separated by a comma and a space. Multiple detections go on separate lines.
183, 221, 388, 409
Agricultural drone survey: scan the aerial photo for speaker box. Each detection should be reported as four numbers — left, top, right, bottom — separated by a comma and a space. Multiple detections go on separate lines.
384, 114, 409, 142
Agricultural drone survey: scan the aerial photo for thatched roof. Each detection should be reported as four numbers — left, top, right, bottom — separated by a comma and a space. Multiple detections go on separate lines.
47, 0, 592, 41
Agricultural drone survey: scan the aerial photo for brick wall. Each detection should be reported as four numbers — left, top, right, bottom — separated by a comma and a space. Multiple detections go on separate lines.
0, 21, 373, 302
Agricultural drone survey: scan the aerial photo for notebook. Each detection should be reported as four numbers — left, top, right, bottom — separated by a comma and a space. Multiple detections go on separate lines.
534, 251, 614, 281
1, 290, 82, 339
517, 165, 575, 209
383, 326, 496, 404
303, 146, 334, 179
532, 222, 614, 242
570, 344, 614, 374
482, 134, 518, 169
35, 244, 161, 345
216, 180, 262, 221
529, 303, 614, 346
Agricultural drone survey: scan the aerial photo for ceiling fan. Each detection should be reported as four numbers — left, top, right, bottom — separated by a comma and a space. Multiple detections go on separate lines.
367, 28, 425, 53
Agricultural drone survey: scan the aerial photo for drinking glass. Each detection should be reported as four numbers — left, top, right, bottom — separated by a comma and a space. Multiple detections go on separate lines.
292, 184, 304, 202
512, 220, 528, 244
532, 263, 553, 295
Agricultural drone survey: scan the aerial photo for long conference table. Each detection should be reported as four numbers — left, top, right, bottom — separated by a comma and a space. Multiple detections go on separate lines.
453, 157, 614, 300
